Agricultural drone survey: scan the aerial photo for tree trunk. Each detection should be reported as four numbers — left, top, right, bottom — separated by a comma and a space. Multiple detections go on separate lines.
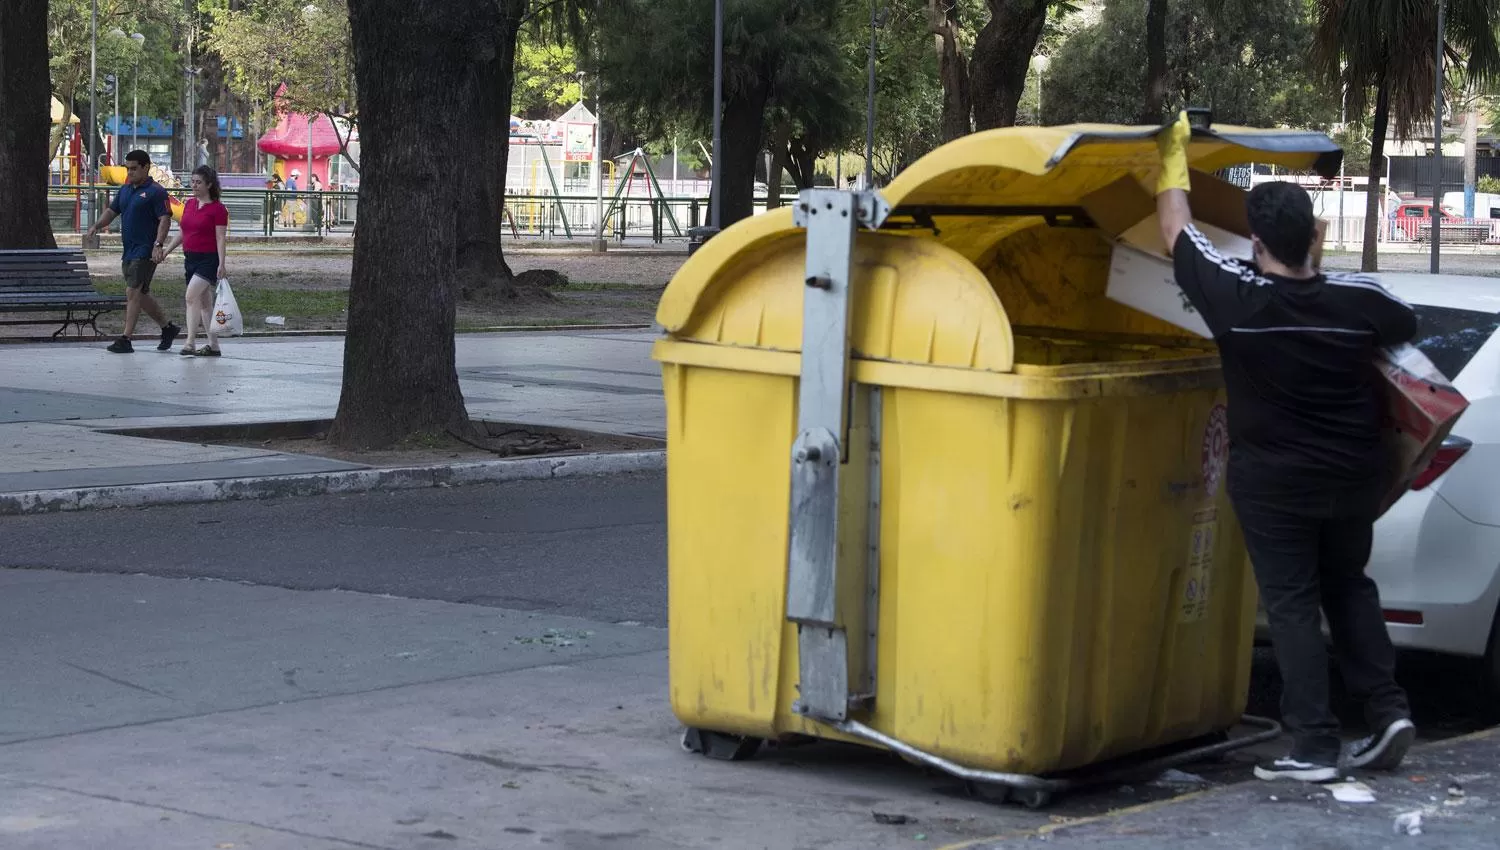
1141, 0, 1169, 124
786, 136, 817, 189
331, 0, 483, 448
970, 0, 1050, 131
49, 71, 82, 164
764, 120, 791, 210
930, 0, 972, 142
1361, 81, 1390, 274
456, 0, 524, 292
0, 0, 59, 250
719, 78, 771, 227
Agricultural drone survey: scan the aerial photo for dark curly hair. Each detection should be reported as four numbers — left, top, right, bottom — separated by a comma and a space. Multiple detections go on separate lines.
192, 165, 222, 202
1246, 181, 1317, 268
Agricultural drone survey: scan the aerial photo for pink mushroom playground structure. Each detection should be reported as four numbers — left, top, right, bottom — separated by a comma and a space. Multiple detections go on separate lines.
256, 107, 342, 189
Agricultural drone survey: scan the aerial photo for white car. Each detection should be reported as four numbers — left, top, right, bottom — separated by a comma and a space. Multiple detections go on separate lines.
1367, 273, 1500, 688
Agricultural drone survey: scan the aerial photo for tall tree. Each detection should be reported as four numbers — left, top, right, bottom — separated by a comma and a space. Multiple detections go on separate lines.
970, 0, 1052, 129
0, 0, 58, 250
1313, 0, 1500, 272
329, 0, 499, 447
594, 0, 857, 227
1045, 0, 1334, 129
1140, 0, 1168, 123
929, 0, 973, 141
207, 0, 360, 168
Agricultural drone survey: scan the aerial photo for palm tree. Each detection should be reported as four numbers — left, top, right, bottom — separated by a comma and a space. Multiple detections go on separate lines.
1313, 0, 1500, 271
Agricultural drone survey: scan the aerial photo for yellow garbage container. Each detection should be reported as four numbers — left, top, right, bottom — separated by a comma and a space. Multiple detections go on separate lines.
655, 123, 1344, 793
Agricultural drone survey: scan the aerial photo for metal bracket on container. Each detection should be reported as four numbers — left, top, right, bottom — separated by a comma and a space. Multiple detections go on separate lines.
785, 188, 888, 723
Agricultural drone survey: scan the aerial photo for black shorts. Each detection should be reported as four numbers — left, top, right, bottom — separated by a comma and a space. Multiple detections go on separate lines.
183, 252, 218, 285
122, 258, 158, 294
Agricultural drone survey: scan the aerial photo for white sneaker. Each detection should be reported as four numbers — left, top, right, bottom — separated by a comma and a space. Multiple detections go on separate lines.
1344, 718, 1417, 770
1254, 755, 1340, 783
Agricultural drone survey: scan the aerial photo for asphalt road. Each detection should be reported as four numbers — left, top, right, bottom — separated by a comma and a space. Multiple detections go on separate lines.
0, 472, 668, 627
2, 472, 1493, 743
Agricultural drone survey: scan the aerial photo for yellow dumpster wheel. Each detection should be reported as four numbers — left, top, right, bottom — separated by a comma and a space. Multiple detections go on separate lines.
682, 716, 1281, 809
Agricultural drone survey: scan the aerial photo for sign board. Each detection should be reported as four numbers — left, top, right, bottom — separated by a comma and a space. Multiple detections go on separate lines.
564, 122, 594, 162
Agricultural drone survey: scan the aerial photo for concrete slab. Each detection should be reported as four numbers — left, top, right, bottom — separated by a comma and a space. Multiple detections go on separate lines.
0, 388, 210, 423
0, 422, 277, 475
0, 332, 668, 492
0, 570, 1043, 849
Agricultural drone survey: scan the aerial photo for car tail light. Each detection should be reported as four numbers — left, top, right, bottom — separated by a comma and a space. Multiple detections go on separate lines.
1383, 609, 1425, 625
1410, 436, 1473, 491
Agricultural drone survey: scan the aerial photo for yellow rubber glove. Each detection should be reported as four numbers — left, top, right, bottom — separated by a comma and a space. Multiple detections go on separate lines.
1155, 111, 1192, 196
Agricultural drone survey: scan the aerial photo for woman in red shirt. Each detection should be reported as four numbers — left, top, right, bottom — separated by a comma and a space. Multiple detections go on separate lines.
159, 165, 230, 356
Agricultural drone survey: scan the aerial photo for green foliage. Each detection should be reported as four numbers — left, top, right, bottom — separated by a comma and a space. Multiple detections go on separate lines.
513, 35, 582, 119
1043, 0, 1337, 128
1313, 0, 1500, 139
593, 0, 860, 165
204, 0, 354, 124
47, 0, 186, 154
1480, 175, 1500, 195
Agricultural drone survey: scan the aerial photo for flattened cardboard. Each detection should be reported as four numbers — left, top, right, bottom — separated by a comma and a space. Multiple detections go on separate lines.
1376, 345, 1470, 515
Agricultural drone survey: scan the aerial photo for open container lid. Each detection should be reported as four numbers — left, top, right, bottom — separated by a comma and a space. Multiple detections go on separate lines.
658, 121, 1342, 349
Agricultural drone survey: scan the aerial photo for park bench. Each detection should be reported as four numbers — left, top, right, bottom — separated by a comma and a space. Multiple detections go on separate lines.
0, 248, 125, 338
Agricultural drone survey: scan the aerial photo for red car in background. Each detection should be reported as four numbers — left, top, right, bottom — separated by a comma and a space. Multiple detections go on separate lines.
1390, 201, 1494, 243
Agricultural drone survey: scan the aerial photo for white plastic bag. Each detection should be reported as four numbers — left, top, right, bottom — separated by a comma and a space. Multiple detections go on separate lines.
212, 278, 243, 337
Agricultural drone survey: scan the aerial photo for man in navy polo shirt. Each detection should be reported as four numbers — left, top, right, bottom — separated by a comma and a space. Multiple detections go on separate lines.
85, 150, 180, 353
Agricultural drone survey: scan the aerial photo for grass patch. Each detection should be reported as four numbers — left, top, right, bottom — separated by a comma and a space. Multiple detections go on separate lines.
95, 278, 349, 319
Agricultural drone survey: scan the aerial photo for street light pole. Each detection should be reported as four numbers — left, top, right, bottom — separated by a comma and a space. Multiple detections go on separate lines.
88, 0, 99, 237
710, 0, 724, 229
1431, 0, 1446, 274
593, 73, 606, 253
864, 0, 878, 188
130, 32, 145, 153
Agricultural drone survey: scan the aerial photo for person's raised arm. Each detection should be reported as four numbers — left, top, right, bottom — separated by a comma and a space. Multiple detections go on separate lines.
1155, 111, 1193, 253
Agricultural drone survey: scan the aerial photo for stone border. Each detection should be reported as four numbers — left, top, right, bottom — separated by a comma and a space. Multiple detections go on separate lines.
0, 450, 664, 517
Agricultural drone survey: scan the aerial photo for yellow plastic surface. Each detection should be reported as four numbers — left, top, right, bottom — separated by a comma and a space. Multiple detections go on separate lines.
655, 124, 1327, 775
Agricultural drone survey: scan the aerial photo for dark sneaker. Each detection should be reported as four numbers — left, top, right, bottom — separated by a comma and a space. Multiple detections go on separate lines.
179, 345, 199, 356
158, 322, 181, 351
1253, 755, 1339, 783
1344, 718, 1416, 771
195, 347, 222, 358
107, 337, 134, 354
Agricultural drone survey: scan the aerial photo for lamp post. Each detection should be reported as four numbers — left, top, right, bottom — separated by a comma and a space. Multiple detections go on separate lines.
864, 3, 889, 188
593, 73, 606, 253
1029, 55, 1050, 125
129, 32, 144, 153
1430, 0, 1446, 274
710, 0, 724, 229
88, 0, 99, 240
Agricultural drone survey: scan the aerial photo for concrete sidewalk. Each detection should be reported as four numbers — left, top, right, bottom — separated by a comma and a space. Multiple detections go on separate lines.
0, 332, 664, 497
0, 569, 1046, 849
968, 730, 1500, 849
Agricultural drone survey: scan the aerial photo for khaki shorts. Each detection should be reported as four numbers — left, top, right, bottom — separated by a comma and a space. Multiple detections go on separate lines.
122, 258, 159, 294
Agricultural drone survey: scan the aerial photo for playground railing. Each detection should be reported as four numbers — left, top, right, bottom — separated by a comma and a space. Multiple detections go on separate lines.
46, 186, 805, 243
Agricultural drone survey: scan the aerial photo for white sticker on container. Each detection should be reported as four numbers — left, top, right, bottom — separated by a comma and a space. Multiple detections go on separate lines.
1201, 404, 1229, 497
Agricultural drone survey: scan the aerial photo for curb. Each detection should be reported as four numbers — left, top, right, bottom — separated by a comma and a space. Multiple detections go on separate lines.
0, 450, 665, 517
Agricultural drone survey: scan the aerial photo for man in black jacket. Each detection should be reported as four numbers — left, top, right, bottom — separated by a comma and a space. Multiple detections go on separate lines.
1153, 113, 1418, 782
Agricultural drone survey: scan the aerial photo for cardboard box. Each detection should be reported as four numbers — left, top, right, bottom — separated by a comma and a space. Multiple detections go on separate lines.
1086, 172, 1255, 339
1105, 220, 1251, 338
1376, 345, 1470, 515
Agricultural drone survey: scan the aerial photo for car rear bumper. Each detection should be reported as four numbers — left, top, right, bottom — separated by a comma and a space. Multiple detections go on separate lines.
1252, 491, 1500, 658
